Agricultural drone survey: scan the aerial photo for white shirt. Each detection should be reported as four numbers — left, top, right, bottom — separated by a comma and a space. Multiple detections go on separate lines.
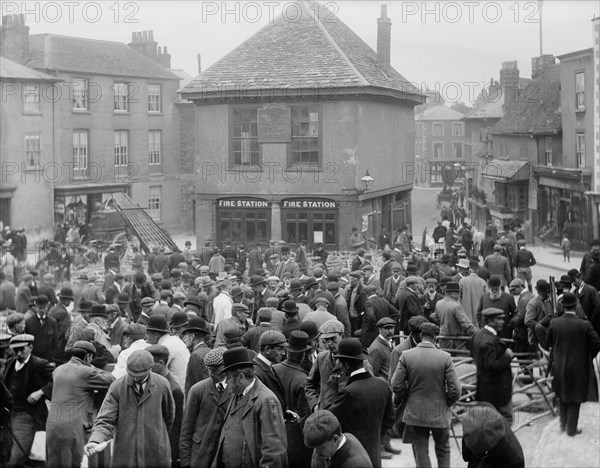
256, 352, 272, 367
213, 292, 233, 325
158, 334, 190, 390
14, 354, 31, 372
112, 339, 149, 379
350, 368, 368, 378
484, 325, 497, 336
242, 377, 256, 396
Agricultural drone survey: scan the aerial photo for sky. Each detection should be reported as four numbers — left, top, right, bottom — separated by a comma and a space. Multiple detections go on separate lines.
5, 0, 599, 104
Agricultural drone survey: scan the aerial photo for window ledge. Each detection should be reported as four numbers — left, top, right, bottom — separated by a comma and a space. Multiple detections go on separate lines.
575, 108, 586, 113
148, 112, 163, 116
73, 109, 91, 114
226, 167, 263, 172
285, 167, 322, 172
22, 111, 42, 116
114, 111, 130, 114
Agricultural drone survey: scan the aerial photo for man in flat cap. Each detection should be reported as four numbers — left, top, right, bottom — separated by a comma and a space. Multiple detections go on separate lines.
367, 317, 396, 380
253, 330, 288, 412
383, 262, 404, 305
112, 323, 149, 379
461, 403, 524, 468
329, 338, 394, 468
215, 347, 287, 467
305, 320, 347, 411
46, 341, 115, 468
3, 334, 54, 466
471, 308, 516, 424
420, 278, 444, 322
214, 302, 252, 348
147, 344, 184, 466
85, 350, 175, 466
392, 323, 461, 468
180, 347, 231, 468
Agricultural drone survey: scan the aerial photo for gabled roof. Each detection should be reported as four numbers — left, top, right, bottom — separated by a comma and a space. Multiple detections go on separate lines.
28, 34, 180, 80
493, 65, 561, 135
465, 78, 531, 120
0, 57, 59, 81
415, 105, 465, 121
180, 1, 423, 104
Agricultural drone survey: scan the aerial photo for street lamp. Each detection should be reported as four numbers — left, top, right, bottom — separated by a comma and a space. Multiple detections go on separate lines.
359, 170, 374, 194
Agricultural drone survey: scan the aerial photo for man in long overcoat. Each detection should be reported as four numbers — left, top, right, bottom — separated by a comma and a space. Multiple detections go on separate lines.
471, 308, 515, 424
547, 292, 600, 436
396, 276, 424, 335
84, 350, 175, 467
329, 338, 394, 468
215, 347, 288, 467
431, 282, 475, 350
180, 348, 231, 468
46, 341, 115, 468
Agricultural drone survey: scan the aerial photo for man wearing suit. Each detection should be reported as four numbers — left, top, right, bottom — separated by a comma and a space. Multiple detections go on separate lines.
24, 294, 59, 363
3, 334, 54, 467
180, 347, 232, 468
396, 276, 424, 335
46, 340, 115, 468
216, 347, 288, 467
547, 292, 600, 436
274, 331, 312, 468
250, 275, 275, 323
379, 251, 394, 287
275, 246, 300, 279
361, 286, 399, 348
430, 282, 475, 351
253, 330, 288, 413
569, 268, 600, 322
303, 410, 373, 468
81, 273, 105, 304
509, 278, 535, 353
367, 317, 396, 380
105, 272, 125, 304
383, 262, 404, 305
471, 308, 515, 424
392, 323, 461, 468
48, 287, 74, 364
350, 248, 366, 272
329, 338, 394, 468
345, 272, 366, 335
183, 317, 212, 395
419, 278, 444, 322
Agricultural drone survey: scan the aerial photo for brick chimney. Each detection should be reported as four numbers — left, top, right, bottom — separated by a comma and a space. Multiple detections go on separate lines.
0, 14, 30, 64
197, 53, 202, 74
129, 30, 172, 68
531, 54, 555, 79
499, 60, 520, 110
377, 5, 391, 71
156, 45, 171, 69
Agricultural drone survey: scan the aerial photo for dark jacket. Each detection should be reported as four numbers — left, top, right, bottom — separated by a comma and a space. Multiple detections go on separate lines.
3, 355, 54, 426
273, 359, 312, 468
329, 433, 373, 468
253, 355, 287, 412
25, 313, 59, 363
180, 378, 232, 468
547, 313, 600, 402
471, 328, 513, 407
462, 416, 524, 468
396, 288, 424, 335
329, 371, 394, 468
361, 296, 399, 348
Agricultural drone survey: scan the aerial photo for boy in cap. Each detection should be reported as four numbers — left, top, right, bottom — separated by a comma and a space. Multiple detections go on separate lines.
471, 308, 516, 424
303, 410, 372, 468
180, 347, 231, 467
46, 341, 115, 468
84, 350, 175, 467
4, 334, 53, 467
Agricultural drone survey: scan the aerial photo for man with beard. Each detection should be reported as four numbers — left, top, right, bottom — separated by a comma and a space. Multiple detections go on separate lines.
476, 276, 516, 338
420, 278, 444, 321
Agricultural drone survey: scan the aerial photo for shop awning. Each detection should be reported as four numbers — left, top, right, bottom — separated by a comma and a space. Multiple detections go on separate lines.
111, 192, 179, 254
54, 183, 129, 196
481, 160, 530, 181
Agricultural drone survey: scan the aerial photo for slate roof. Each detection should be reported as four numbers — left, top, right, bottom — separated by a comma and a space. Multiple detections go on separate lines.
28, 34, 180, 80
0, 56, 59, 81
415, 105, 465, 121
493, 66, 561, 135
180, 1, 423, 103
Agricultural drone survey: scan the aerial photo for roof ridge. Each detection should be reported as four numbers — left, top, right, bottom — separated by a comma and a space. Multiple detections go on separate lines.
30, 33, 124, 45
304, 1, 369, 87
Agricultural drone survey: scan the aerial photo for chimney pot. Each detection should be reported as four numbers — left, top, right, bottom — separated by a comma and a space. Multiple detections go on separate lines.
143, 31, 148, 41
381, 5, 387, 17
163, 46, 168, 54
148, 30, 154, 41
197, 53, 202, 74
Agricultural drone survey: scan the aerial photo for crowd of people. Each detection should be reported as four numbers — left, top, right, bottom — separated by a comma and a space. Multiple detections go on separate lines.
1, 220, 600, 468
